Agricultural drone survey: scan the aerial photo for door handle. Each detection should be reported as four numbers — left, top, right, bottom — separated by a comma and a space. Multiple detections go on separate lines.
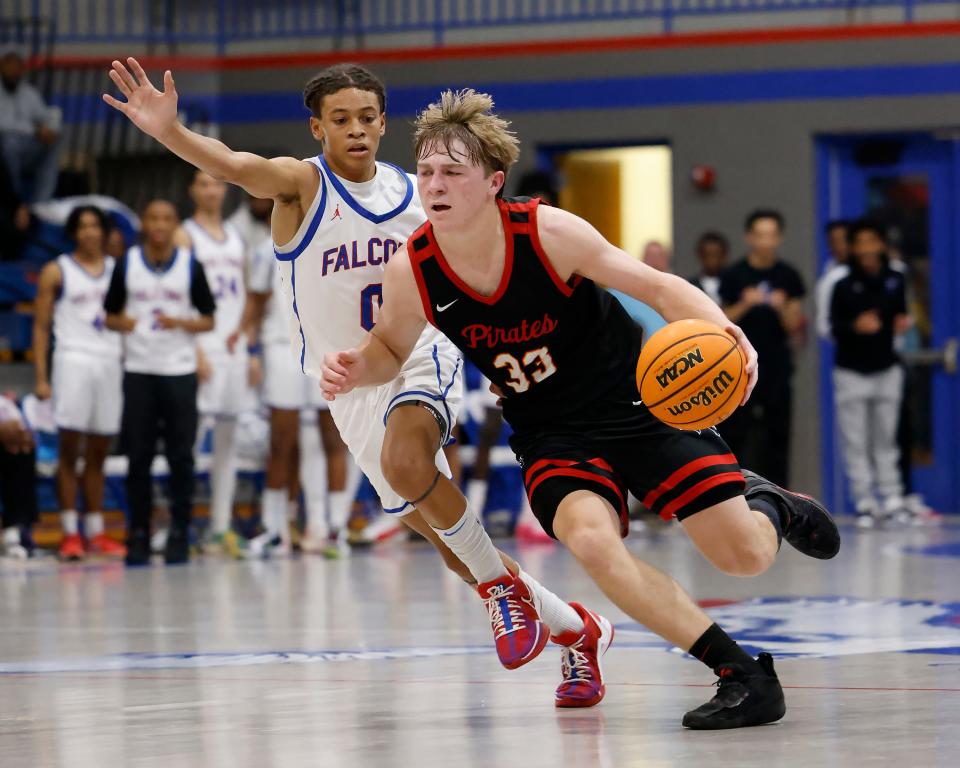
901, 338, 958, 374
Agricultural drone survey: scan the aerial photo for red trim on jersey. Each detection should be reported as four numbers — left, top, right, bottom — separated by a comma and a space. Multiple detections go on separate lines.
406, 235, 437, 327
658, 471, 746, 521
642, 452, 740, 509
527, 467, 629, 537
427, 201, 515, 306
526, 200, 576, 298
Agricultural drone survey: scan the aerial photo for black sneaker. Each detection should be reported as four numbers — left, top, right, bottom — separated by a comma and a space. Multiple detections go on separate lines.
743, 469, 840, 559
682, 652, 786, 730
125, 529, 151, 567
164, 528, 190, 565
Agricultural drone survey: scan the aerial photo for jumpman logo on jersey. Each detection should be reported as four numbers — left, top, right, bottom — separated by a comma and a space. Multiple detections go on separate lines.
331, 204, 342, 222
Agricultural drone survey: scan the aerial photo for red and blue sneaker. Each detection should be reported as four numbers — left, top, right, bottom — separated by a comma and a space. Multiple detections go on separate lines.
552, 603, 614, 708
478, 574, 549, 670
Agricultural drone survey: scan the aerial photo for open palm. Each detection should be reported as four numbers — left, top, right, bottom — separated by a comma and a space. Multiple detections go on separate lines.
102, 57, 178, 140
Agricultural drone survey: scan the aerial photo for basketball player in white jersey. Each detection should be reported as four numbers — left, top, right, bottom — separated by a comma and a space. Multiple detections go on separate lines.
181, 170, 255, 554
232, 235, 360, 557
106, 60, 610, 701
33, 205, 127, 560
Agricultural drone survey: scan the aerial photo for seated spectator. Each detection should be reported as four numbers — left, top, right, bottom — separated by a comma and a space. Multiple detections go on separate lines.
830, 220, 911, 528
0, 46, 62, 204
0, 394, 38, 559
688, 231, 729, 305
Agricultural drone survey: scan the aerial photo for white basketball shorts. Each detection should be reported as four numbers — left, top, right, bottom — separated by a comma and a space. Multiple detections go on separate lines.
197, 350, 253, 417
52, 350, 123, 434
263, 343, 328, 412
328, 335, 463, 516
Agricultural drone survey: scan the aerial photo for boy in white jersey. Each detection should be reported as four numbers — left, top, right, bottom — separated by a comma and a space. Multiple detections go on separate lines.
33, 205, 127, 560
106, 60, 610, 703
181, 169, 256, 554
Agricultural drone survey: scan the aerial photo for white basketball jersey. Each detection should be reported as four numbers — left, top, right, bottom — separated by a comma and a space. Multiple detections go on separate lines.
53, 254, 121, 360
273, 155, 440, 379
185, 218, 246, 357
123, 245, 198, 376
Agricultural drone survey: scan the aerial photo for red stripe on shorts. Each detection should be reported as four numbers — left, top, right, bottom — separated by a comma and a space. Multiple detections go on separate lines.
643, 453, 739, 510
658, 471, 745, 521
527, 467, 629, 537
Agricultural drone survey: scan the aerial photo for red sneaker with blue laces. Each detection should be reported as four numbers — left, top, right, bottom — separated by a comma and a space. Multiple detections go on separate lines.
477, 573, 549, 670
552, 603, 614, 708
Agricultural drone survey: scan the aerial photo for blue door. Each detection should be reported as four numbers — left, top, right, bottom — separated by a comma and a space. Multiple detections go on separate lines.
817, 134, 960, 514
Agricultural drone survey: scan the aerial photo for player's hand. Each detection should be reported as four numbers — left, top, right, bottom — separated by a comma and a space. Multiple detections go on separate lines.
853, 310, 882, 335
248, 355, 262, 388
319, 349, 364, 401
155, 313, 181, 331
226, 330, 241, 354
196, 348, 212, 383
35, 381, 52, 401
103, 58, 179, 141
726, 324, 758, 406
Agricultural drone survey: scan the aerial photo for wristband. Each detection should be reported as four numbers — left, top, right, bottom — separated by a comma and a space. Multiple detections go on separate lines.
247, 343, 262, 355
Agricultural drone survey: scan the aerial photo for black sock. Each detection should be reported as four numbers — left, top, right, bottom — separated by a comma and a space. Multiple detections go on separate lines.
749, 496, 783, 549
689, 623, 758, 671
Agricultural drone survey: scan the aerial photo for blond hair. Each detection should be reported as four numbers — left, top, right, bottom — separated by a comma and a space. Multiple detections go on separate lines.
414, 90, 520, 183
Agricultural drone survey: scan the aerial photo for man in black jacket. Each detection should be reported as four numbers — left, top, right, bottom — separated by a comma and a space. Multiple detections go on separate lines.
830, 220, 910, 528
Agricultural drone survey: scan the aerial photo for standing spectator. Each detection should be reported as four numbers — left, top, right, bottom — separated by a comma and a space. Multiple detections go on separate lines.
830, 221, 911, 527
720, 209, 806, 487
815, 219, 850, 339
104, 200, 216, 565
0, 46, 62, 203
688, 231, 729, 305
0, 394, 38, 559
33, 205, 126, 560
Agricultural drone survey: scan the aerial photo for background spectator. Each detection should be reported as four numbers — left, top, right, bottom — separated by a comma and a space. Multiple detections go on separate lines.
720, 209, 806, 487
0, 46, 62, 204
688, 231, 729, 305
104, 199, 216, 566
829, 220, 911, 527
641, 239, 672, 273
815, 219, 850, 339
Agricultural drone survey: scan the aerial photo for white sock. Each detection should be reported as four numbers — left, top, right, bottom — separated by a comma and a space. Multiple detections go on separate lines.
466, 479, 488, 514
3, 527, 20, 546
328, 458, 361, 534
432, 507, 508, 585
518, 569, 584, 638
85, 512, 105, 537
261, 488, 287, 537
299, 421, 329, 536
62, 509, 79, 536
210, 419, 239, 535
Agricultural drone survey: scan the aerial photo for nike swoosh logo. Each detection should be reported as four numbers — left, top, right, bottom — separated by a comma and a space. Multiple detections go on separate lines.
632, 400, 643, 406
436, 300, 458, 312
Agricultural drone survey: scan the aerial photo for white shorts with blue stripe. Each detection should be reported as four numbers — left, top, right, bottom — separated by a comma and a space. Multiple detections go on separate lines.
327, 330, 463, 517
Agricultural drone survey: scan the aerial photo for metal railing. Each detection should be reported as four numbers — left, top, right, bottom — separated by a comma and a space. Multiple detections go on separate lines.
2, 0, 955, 53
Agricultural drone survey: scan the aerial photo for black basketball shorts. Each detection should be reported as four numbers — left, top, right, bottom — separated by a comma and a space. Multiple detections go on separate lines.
509, 389, 746, 539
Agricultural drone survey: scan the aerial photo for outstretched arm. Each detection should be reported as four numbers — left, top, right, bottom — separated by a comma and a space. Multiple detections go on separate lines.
103, 57, 310, 202
537, 205, 758, 403
319, 251, 428, 400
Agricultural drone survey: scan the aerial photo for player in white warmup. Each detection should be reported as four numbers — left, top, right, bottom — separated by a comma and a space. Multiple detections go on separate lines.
235, 235, 360, 557
33, 205, 127, 560
181, 170, 256, 554
106, 59, 613, 704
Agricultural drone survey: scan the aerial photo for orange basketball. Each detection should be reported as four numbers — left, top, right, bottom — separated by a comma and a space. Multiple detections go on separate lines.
636, 319, 747, 431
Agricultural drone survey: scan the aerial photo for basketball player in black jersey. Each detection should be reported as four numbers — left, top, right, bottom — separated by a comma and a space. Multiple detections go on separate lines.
320, 90, 841, 730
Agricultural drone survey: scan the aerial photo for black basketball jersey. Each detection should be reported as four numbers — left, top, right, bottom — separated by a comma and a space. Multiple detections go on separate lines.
408, 197, 642, 429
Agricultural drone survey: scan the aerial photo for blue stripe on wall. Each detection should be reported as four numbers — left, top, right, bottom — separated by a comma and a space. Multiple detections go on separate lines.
78, 61, 960, 125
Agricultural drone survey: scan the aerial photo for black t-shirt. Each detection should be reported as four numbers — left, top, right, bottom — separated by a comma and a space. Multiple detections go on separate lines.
829, 263, 906, 373
719, 258, 806, 379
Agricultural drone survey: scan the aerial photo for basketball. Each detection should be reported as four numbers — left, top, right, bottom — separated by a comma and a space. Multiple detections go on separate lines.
636, 319, 747, 431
